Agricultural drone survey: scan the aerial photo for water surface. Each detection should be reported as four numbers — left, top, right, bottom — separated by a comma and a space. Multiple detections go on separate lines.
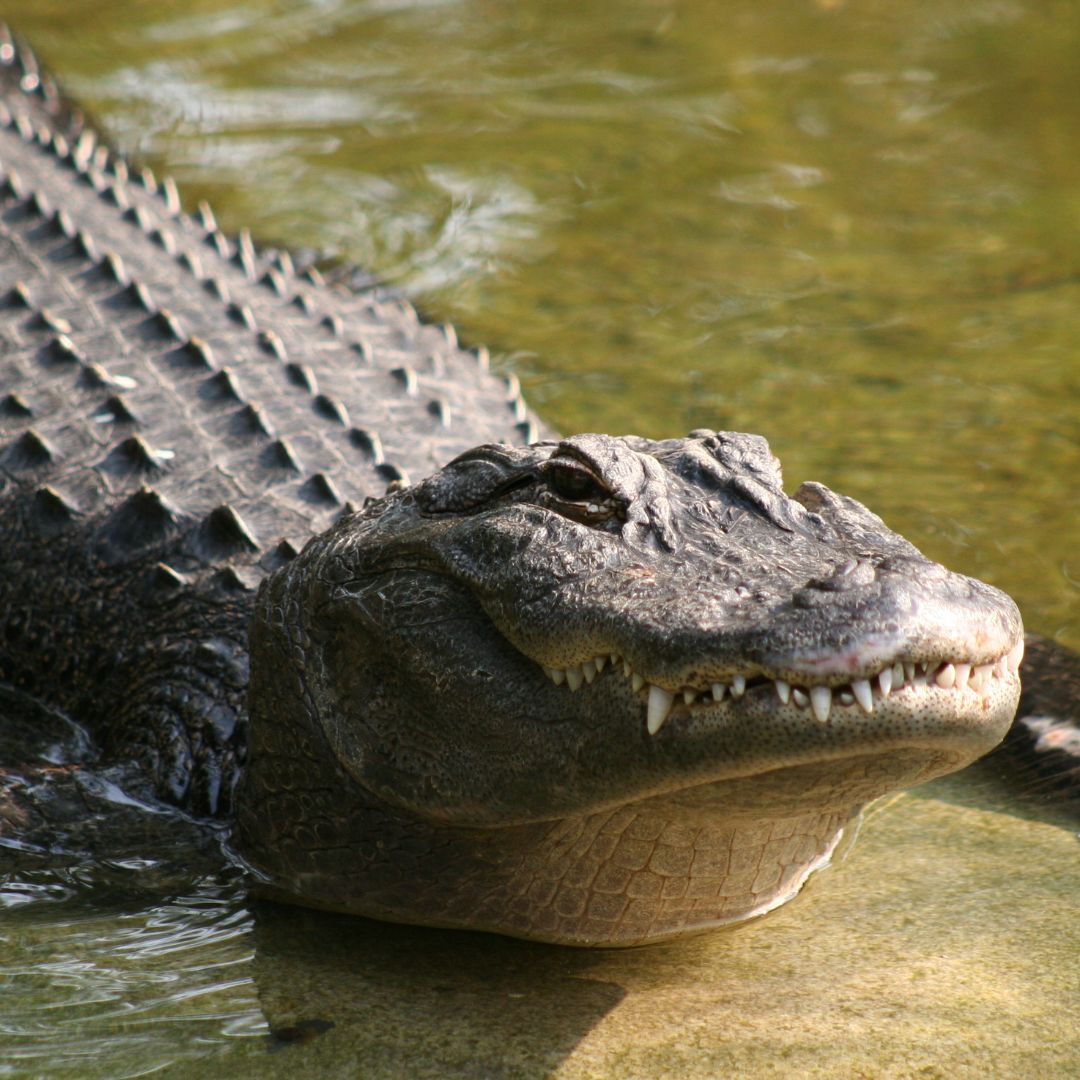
1, 1, 1078, 1076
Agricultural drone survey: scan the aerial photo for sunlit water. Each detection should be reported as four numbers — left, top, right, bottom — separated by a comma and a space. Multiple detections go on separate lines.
1, 1, 1078, 1076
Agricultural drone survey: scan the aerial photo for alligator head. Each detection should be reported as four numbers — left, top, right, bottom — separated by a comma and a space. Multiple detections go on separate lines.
236, 430, 1023, 945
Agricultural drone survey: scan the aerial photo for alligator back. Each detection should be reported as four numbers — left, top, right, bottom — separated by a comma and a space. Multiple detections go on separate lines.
0, 31, 540, 811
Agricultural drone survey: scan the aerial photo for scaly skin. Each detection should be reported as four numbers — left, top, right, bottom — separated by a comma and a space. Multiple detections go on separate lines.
0, 30, 1040, 945
236, 435, 1022, 944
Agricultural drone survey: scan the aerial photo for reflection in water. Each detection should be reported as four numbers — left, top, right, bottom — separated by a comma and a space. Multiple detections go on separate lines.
1, 0, 1078, 1075
1, 873, 263, 1077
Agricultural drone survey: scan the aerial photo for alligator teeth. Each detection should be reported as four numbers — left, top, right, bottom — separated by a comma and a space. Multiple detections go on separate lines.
810, 685, 832, 723
851, 678, 873, 714
953, 662, 970, 692
970, 664, 991, 692
934, 663, 956, 689
647, 685, 675, 735
1007, 638, 1024, 674
877, 667, 892, 697
538, 638, 1021, 738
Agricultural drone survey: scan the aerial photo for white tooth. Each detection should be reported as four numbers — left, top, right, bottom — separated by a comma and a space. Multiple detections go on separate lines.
547, 667, 565, 686
623, 660, 632, 678
810, 686, 832, 723
839, 691, 854, 706
631, 672, 645, 693
934, 663, 956, 689
731, 674, 746, 699
582, 659, 597, 684
565, 667, 584, 692
995, 656, 1008, 679
851, 679, 873, 714
903, 662, 915, 682
919, 662, 929, 675
775, 679, 791, 705
683, 689, 696, 706
877, 667, 893, 697
1007, 638, 1024, 674
792, 688, 809, 707
954, 663, 971, 692
971, 664, 991, 692
610, 653, 619, 666
892, 662, 905, 688
711, 682, 726, 701
595, 655, 607, 674
647, 685, 675, 735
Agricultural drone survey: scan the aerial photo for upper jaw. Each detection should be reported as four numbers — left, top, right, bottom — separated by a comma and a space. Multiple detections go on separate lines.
516, 553, 1024, 731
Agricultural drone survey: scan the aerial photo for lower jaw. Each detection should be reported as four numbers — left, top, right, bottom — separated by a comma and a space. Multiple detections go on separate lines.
430, 749, 956, 946
249, 800, 859, 947
458, 803, 862, 947
249, 751, 950, 946
238, 720, 1016, 946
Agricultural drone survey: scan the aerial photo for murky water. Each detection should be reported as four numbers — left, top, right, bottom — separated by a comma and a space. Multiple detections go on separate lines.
1, 1, 1078, 1076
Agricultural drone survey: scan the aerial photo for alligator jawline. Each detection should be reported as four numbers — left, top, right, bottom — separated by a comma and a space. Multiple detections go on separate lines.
534, 637, 1025, 734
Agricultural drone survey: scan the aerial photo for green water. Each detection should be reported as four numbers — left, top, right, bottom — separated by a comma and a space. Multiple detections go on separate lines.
1, 1, 1078, 1076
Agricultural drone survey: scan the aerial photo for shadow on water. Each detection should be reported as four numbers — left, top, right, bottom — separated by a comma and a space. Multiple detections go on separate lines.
249, 902, 626, 1079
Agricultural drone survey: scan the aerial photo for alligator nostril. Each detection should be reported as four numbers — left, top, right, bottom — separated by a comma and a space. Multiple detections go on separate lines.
804, 558, 876, 593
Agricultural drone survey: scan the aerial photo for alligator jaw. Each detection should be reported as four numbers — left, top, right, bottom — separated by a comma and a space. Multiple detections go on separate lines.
539, 636, 1025, 737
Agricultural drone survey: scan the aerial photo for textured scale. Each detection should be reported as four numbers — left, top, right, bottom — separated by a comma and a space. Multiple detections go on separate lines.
0, 45, 541, 539
0, 30, 546, 814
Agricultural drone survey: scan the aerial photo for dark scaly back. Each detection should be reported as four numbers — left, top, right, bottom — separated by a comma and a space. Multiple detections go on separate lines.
0, 29, 546, 814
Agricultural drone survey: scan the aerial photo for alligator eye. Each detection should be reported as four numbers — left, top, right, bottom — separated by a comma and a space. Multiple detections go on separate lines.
547, 463, 607, 503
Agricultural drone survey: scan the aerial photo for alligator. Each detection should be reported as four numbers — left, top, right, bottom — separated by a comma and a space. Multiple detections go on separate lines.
0, 31, 1073, 946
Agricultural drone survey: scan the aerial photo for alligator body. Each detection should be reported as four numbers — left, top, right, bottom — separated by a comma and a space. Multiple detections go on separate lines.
0, 33, 1049, 946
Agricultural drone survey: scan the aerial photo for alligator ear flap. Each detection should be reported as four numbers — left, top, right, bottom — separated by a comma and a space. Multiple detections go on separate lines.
415, 443, 553, 513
